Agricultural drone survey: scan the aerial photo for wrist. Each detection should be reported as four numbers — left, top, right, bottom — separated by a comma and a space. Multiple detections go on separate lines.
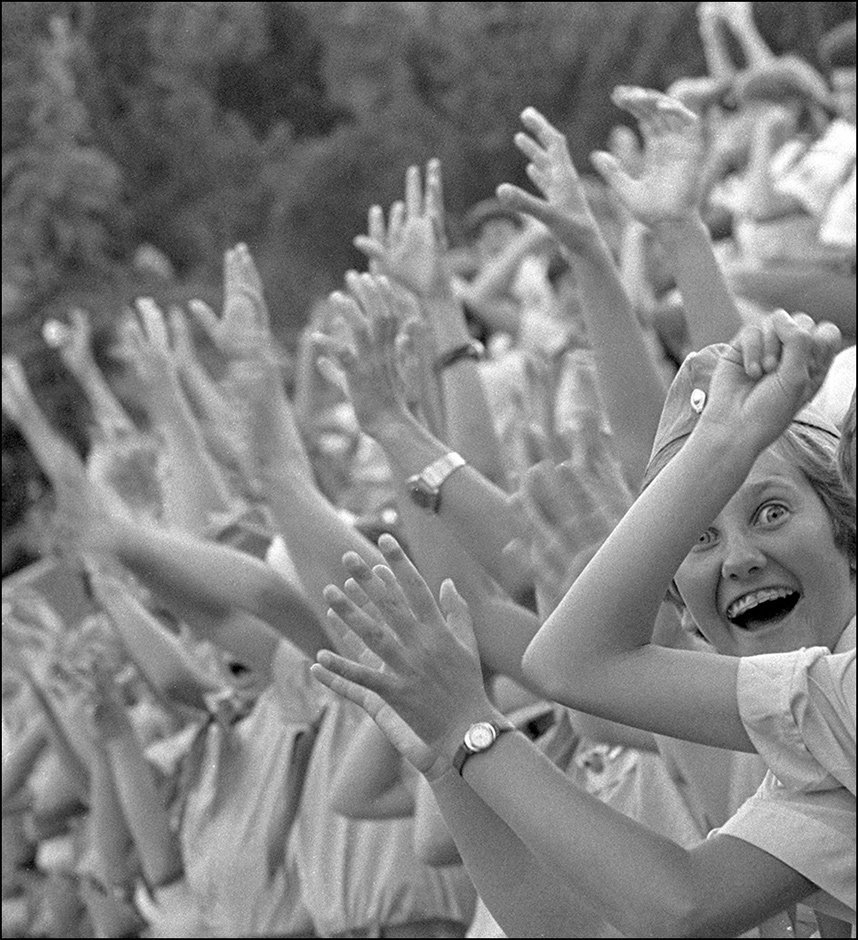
367, 406, 427, 449
650, 212, 706, 244
688, 413, 765, 467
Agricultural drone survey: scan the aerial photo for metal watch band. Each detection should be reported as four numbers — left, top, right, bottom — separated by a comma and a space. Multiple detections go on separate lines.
434, 340, 486, 374
406, 452, 466, 513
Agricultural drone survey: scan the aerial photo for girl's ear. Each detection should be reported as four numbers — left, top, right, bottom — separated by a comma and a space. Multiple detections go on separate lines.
665, 578, 685, 610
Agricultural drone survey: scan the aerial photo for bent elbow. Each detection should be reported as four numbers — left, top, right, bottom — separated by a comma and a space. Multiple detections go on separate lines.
521, 637, 586, 708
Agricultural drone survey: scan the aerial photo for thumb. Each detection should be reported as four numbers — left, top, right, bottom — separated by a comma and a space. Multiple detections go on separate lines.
590, 150, 634, 201
439, 579, 477, 655
188, 299, 220, 339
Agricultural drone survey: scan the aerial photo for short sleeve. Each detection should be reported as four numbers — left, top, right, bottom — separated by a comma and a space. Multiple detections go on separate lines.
737, 647, 856, 795
716, 774, 856, 919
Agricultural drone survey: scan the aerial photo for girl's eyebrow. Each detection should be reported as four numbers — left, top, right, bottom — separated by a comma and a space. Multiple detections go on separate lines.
744, 477, 798, 501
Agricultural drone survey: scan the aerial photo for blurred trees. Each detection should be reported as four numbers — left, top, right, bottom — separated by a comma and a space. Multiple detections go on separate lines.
3, 0, 855, 349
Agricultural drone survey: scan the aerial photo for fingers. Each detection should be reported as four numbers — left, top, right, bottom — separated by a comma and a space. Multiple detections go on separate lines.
323, 601, 392, 669
353, 235, 386, 264
519, 107, 565, 150
69, 308, 91, 336
608, 124, 643, 175
424, 158, 446, 245
168, 307, 193, 353
388, 201, 406, 241
345, 270, 391, 325
236, 243, 266, 314
136, 298, 171, 349
310, 657, 387, 715
368, 204, 386, 245
187, 299, 220, 339
514, 131, 547, 165
590, 151, 634, 203
438, 579, 477, 654
377, 533, 441, 627
739, 323, 765, 379
405, 165, 423, 220
496, 184, 553, 228
42, 319, 71, 349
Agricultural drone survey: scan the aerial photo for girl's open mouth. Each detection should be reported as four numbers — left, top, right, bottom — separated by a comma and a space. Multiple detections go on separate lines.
726, 588, 801, 631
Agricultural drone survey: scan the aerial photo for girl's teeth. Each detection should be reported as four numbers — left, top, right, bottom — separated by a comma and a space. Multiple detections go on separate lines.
728, 588, 793, 620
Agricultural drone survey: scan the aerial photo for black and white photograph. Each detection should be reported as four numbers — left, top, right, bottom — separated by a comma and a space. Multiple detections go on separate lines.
2, 3, 855, 937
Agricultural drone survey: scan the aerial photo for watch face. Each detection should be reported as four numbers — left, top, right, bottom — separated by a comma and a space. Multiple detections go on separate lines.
465, 722, 497, 752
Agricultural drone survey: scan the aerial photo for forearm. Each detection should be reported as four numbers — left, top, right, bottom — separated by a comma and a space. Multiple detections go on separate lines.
428, 295, 508, 487
330, 717, 415, 819
144, 377, 232, 530
429, 766, 619, 938
262, 472, 383, 619
100, 591, 220, 710
372, 411, 530, 595
459, 731, 713, 937
88, 745, 136, 885
102, 517, 326, 659
105, 731, 183, 887
76, 365, 136, 437
26, 684, 90, 800
7, 398, 83, 489
245, 363, 316, 485
568, 238, 667, 488
653, 216, 743, 350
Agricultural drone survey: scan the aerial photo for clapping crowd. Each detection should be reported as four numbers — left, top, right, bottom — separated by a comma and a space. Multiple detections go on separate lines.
2, 4, 856, 938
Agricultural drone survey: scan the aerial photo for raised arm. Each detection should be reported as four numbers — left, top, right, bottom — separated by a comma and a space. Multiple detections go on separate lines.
44, 308, 136, 437
356, 160, 508, 487
55, 462, 327, 661
322, 275, 541, 678
89, 570, 222, 711
497, 108, 667, 489
591, 87, 744, 352
122, 299, 232, 531
524, 312, 843, 751
89, 674, 183, 888
2, 354, 90, 489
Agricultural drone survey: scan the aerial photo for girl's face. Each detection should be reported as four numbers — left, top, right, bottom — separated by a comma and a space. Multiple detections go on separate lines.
674, 448, 855, 656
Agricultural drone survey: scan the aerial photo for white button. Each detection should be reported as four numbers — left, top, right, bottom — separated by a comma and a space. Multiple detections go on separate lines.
690, 388, 706, 413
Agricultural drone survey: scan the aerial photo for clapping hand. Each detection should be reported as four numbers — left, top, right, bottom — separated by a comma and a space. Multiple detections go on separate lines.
591, 87, 704, 229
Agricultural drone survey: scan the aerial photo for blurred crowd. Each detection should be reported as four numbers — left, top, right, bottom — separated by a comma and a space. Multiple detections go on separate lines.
2, 3, 855, 938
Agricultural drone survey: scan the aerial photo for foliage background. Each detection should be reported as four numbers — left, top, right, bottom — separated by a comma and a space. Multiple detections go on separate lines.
1, 1, 854, 434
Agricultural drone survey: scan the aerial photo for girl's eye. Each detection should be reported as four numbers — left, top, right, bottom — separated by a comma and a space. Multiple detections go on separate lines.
695, 528, 718, 549
756, 503, 790, 526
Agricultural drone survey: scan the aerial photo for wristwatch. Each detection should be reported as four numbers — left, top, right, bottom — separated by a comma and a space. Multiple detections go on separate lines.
434, 340, 486, 374
407, 451, 466, 513
453, 720, 514, 775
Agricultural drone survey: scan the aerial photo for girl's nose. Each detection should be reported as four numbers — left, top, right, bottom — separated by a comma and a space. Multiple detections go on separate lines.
720, 534, 767, 581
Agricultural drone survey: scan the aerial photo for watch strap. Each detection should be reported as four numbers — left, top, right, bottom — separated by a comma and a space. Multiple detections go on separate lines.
452, 720, 514, 775
406, 452, 466, 513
